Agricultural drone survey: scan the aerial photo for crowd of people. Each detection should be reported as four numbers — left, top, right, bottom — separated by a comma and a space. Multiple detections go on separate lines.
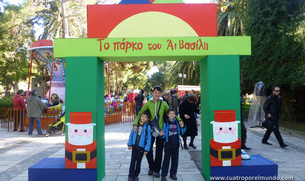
126, 85, 289, 181
10, 85, 288, 181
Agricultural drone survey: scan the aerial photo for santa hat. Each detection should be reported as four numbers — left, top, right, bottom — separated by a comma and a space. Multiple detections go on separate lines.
214, 110, 236, 122
66, 112, 96, 127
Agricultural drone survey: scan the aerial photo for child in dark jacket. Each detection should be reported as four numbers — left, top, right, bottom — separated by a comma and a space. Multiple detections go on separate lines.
160, 108, 186, 181
127, 111, 152, 181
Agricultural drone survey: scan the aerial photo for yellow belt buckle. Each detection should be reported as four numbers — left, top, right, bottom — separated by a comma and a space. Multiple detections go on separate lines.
72, 151, 91, 163
218, 148, 236, 161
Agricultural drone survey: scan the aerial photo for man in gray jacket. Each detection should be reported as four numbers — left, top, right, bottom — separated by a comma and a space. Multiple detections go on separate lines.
27, 90, 48, 136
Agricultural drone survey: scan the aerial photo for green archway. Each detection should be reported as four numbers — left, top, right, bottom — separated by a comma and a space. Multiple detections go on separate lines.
54, 3, 251, 181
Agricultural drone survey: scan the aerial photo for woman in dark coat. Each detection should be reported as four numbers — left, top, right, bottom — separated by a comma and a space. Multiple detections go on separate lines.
179, 94, 200, 149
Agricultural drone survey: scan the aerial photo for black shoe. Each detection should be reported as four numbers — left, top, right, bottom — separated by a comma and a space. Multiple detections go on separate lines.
134, 176, 139, 181
148, 170, 153, 175
170, 174, 177, 180
19, 129, 26, 132
13, 129, 17, 131
241, 145, 251, 150
184, 144, 189, 150
161, 176, 167, 181
262, 141, 272, 145
281, 144, 288, 148
189, 143, 197, 149
154, 172, 160, 178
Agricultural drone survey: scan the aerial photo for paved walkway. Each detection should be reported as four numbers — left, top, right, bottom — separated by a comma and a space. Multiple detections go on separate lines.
0, 119, 304, 181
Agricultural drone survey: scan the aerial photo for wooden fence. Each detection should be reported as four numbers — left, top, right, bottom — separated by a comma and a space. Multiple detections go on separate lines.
0, 107, 63, 132
0, 103, 137, 131
105, 103, 136, 125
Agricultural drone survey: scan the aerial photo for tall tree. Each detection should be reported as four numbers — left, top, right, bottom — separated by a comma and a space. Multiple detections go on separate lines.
242, 0, 305, 121
104, 61, 153, 96
0, 2, 44, 96
217, 0, 247, 36
168, 61, 200, 87
37, 0, 96, 39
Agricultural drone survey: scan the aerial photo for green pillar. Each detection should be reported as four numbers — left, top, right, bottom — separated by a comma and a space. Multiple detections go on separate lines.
200, 55, 241, 181
65, 57, 105, 181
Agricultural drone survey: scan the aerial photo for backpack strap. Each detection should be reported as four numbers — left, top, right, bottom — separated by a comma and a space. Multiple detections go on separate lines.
156, 100, 162, 119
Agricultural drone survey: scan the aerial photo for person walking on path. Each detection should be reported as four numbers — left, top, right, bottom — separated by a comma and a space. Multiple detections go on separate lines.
161, 108, 186, 181
133, 85, 183, 178
135, 89, 145, 116
127, 110, 152, 181
13, 89, 26, 132
262, 86, 288, 148
241, 97, 251, 150
26, 90, 48, 136
179, 94, 200, 150
168, 89, 180, 115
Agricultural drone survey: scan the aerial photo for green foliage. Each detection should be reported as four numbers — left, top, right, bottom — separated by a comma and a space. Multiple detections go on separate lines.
145, 71, 166, 91
217, 0, 247, 36
242, 0, 305, 121
0, 1, 45, 96
0, 96, 13, 107
37, 0, 96, 39
104, 61, 153, 95
168, 61, 200, 86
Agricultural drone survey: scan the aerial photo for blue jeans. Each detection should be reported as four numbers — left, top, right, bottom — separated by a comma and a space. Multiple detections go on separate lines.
28, 117, 43, 135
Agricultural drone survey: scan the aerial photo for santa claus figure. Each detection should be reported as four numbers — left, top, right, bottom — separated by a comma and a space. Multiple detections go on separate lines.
210, 110, 241, 167
65, 112, 97, 169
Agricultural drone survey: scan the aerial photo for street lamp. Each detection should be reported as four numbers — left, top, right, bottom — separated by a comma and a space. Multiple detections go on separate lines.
178, 73, 187, 85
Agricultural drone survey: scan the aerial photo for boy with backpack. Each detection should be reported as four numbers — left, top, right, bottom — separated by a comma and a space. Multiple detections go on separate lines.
127, 111, 152, 181
161, 108, 186, 181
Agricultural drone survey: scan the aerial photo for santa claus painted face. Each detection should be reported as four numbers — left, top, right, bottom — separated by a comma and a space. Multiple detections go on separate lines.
67, 124, 95, 146
211, 121, 240, 143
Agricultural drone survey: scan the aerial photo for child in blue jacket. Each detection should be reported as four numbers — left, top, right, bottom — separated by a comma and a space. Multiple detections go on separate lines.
127, 110, 152, 181
160, 108, 186, 181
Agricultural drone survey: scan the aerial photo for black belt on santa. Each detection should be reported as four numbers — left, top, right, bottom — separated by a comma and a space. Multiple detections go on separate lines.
210, 147, 241, 161
65, 149, 97, 163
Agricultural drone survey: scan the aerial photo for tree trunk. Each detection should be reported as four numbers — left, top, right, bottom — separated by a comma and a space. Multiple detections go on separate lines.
61, 0, 68, 38
13, 82, 19, 94
5, 84, 12, 97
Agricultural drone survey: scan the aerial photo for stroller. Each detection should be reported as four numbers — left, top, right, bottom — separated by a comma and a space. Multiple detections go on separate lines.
46, 112, 65, 136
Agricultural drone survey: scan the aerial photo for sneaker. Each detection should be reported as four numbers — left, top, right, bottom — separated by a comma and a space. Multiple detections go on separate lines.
134, 176, 139, 181
128, 177, 133, 181
170, 174, 177, 180
148, 170, 153, 175
262, 141, 272, 145
19, 129, 26, 132
154, 172, 160, 178
161, 176, 167, 181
